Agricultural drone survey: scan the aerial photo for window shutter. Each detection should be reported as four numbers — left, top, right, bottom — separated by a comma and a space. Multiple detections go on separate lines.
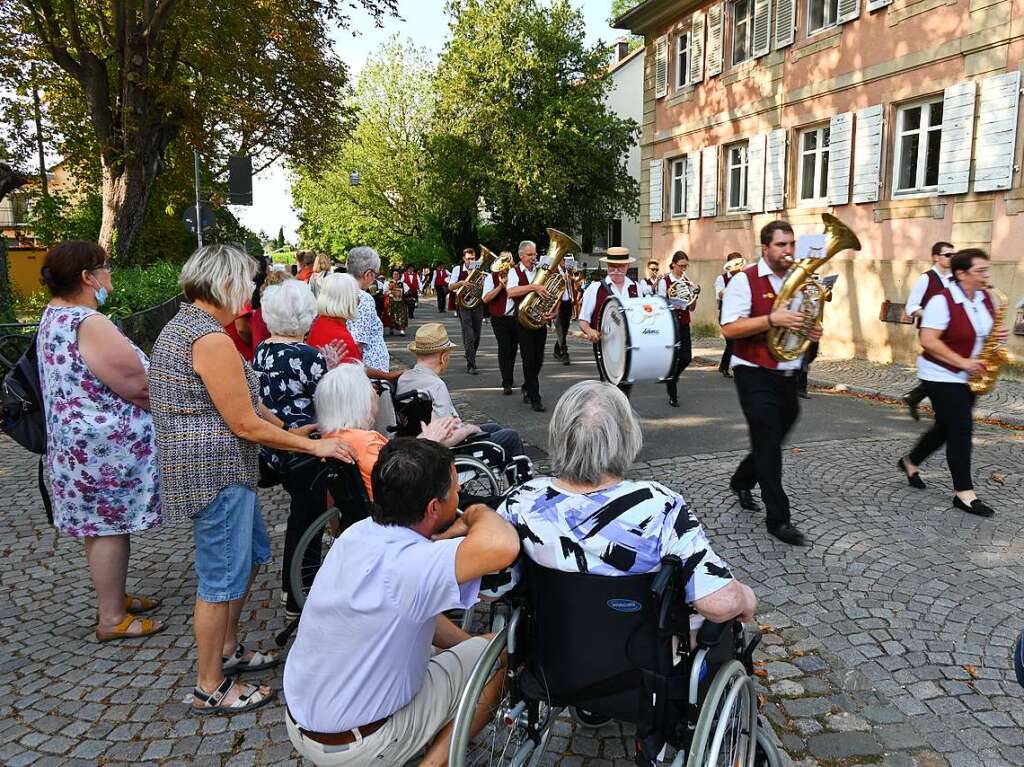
649, 159, 664, 222
686, 150, 701, 219
852, 104, 884, 203
826, 112, 853, 206
937, 80, 977, 196
867, 0, 891, 9
706, 5, 723, 77
838, 0, 860, 23
764, 128, 788, 211
974, 70, 1021, 193
654, 36, 669, 99
690, 12, 706, 84
701, 145, 719, 217
752, 0, 773, 58
746, 134, 768, 213
775, 0, 796, 48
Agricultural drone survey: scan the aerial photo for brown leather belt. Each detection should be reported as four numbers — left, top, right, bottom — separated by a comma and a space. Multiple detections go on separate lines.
288, 708, 389, 746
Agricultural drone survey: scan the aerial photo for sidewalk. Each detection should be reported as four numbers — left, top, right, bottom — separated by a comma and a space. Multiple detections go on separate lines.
690, 337, 1024, 428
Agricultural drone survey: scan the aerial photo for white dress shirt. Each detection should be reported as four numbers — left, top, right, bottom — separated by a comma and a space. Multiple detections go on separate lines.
916, 282, 994, 384
579, 277, 638, 326
714, 274, 727, 299
483, 274, 514, 316
447, 264, 470, 289
905, 267, 953, 316
720, 258, 803, 370
657, 272, 696, 307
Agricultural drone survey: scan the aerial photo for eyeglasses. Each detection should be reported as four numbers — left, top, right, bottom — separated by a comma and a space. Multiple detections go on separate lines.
91, 262, 114, 273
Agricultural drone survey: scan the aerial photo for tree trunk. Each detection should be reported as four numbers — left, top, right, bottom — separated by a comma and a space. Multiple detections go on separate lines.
98, 155, 158, 261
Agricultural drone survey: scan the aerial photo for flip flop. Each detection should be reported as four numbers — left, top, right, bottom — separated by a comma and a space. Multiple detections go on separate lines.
222, 643, 281, 673
191, 677, 275, 716
96, 614, 166, 642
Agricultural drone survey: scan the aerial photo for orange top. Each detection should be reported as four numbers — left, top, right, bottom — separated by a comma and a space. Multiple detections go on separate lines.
325, 428, 387, 499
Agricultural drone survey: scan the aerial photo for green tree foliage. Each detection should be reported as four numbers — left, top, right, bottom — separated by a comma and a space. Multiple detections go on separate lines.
608, 0, 643, 50
435, 0, 639, 248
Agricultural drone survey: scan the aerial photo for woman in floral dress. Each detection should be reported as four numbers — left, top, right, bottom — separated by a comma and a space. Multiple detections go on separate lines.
36, 241, 163, 641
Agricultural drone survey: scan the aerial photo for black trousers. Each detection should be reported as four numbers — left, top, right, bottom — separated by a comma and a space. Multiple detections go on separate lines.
405, 295, 417, 318
457, 306, 484, 369
717, 300, 733, 373
435, 285, 448, 312
281, 459, 329, 612
553, 299, 573, 359
666, 323, 693, 402
593, 343, 633, 399
908, 380, 975, 491
730, 366, 801, 528
491, 315, 520, 388
519, 325, 547, 400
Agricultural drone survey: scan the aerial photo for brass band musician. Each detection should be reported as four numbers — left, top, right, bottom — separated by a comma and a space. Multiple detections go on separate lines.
506, 241, 554, 412
657, 251, 698, 408
482, 251, 520, 396
385, 268, 410, 337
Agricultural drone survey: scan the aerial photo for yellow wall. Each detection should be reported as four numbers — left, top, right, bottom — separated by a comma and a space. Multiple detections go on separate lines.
7, 247, 46, 300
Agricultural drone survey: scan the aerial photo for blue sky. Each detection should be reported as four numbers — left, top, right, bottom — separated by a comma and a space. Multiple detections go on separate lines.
234, 0, 622, 242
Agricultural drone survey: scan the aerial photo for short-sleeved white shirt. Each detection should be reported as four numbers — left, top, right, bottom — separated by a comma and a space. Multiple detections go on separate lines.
657, 272, 697, 308
483, 274, 514, 316
905, 267, 953, 316
447, 264, 471, 288
506, 264, 538, 291
578, 277, 639, 326
714, 274, 726, 299
916, 283, 993, 384
720, 259, 802, 370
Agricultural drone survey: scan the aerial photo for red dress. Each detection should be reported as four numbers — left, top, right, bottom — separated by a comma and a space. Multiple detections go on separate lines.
306, 315, 362, 366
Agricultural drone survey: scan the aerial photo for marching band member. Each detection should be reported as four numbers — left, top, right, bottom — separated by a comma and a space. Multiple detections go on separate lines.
897, 249, 1005, 517
720, 221, 817, 547
507, 241, 551, 412
552, 257, 577, 366
902, 242, 956, 420
433, 261, 450, 313
385, 268, 410, 337
644, 260, 660, 295
401, 265, 420, 319
447, 248, 484, 375
714, 253, 744, 377
656, 251, 697, 408
482, 252, 520, 395
578, 247, 640, 398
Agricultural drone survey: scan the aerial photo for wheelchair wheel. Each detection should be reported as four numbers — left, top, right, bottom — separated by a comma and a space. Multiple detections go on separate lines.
455, 455, 504, 499
686, 660, 757, 767
573, 707, 612, 728
288, 507, 344, 611
755, 722, 783, 767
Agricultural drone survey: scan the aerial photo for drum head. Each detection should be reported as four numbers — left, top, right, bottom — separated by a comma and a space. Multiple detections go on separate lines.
598, 296, 628, 385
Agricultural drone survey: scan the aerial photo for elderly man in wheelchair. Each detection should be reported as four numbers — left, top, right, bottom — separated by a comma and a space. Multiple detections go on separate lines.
438, 381, 781, 767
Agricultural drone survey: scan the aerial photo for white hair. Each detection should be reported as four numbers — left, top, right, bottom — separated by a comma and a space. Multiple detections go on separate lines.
548, 381, 642, 484
346, 246, 381, 279
315, 363, 375, 432
180, 244, 256, 313
317, 273, 361, 320
518, 240, 536, 256
261, 280, 317, 337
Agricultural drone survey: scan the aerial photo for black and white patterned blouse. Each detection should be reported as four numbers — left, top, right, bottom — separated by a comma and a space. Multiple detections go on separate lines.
253, 341, 327, 470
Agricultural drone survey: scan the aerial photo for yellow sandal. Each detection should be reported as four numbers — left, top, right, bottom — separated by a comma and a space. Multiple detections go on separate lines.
124, 594, 161, 614
96, 614, 166, 642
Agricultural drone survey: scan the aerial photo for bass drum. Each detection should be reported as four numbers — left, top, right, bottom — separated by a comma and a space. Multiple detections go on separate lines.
596, 295, 682, 385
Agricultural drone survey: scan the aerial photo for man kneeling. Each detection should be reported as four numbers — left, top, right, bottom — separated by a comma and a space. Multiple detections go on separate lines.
283, 438, 520, 766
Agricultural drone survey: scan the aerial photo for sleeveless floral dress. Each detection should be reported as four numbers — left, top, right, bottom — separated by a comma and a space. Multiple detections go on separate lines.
37, 305, 161, 537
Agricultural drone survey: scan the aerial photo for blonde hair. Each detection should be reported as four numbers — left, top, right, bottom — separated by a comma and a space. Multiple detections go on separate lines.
260, 269, 293, 294
179, 244, 256, 313
315, 363, 376, 431
317, 273, 361, 320
313, 252, 332, 274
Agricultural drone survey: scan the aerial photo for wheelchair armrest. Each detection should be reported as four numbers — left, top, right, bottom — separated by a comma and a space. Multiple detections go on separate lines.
651, 555, 682, 601
695, 619, 733, 649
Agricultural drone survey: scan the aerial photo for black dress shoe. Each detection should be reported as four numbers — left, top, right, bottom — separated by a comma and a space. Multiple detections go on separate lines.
731, 486, 761, 512
503, 385, 513, 395
798, 389, 810, 399
767, 523, 807, 546
668, 397, 679, 407
953, 496, 994, 517
522, 389, 530, 404
903, 394, 921, 421
562, 356, 570, 366
721, 370, 732, 379
897, 457, 926, 489
531, 398, 546, 413
467, 366, 479, 376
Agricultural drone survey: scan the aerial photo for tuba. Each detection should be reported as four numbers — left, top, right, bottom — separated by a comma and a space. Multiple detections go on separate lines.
518, 228, 580, 331
767, 214, 860, 361
969, 288, 1011, 395
455, 246, 498, 310
668, 273, 700, 308
724, 257, 746, 275
491, 252, 514, 274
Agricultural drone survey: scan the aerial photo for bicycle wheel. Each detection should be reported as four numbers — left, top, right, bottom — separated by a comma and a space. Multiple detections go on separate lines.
686, 660, 757, 767
455, 455, 503, 499
288, 507, 343, 611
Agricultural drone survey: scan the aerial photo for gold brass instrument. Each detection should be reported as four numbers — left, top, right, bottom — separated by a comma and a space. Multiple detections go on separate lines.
490, 252, 514, 274
724, 257, 746, 275
518, 228, 581, 331
667, 273, 700, 309
969, 288, 1011, 395
455, 246, 498, 310
767, 213, 860, 362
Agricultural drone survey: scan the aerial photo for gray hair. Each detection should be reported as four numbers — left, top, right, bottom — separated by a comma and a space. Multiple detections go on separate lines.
548, 381, 642, 484
261, 279, 317, 337
179, 244, 256, 313
518, 240, 536, 256
346, 246, 381, 279
317, 273, 361, 320
315, 363, 376, 432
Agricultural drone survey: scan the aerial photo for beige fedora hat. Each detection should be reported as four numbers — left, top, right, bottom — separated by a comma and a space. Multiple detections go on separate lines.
407, 322, 457, 354
600, 246, 636, 264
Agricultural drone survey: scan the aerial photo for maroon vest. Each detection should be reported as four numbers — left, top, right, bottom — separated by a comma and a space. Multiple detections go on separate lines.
921, 289, 994, 373
486, 281, 509, 318
512, 266, 532, 313
590, 280, 638, 328
915, 270, 946, 327
664, 274, 691, 326
433, 268, 448, 287
731, 265, 780, 369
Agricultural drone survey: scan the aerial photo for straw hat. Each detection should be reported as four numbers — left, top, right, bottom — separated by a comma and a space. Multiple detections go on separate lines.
600, 246, 636, 265
407, 323, 457, 354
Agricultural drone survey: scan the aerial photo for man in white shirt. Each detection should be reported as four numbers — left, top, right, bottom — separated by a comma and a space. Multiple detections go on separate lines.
714, 253, 745, 377
902, 241, 956, 420
720, 221, 823, 547
507, 240, 555, 412
447, 247, 484, 375
482, 253, 519, 394
283, 438, 519, 766
551, 257, 577, 366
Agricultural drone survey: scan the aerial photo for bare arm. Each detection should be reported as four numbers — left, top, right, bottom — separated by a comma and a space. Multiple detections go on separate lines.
454, 504, 520, 585
507, 283, 546, 299
722, 309, 822, 341
578, 318, 600, 343
693, 580, 757, 624
433, 614, 471, 649
78, 314, 151, 410
920, 328, 985, 376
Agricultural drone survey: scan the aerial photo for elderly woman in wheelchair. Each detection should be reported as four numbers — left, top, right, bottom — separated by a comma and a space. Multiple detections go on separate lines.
439, 381, 780, 767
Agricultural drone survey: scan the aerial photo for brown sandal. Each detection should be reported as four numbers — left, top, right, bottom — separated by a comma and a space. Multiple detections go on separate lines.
96, 614, 166, 642
124, 594, 162, 614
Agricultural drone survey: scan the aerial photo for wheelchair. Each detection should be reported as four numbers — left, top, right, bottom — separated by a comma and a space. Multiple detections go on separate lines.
448, 557, 783, 767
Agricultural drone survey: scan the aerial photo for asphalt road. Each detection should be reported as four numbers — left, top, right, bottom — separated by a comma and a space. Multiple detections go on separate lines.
390, 302, 915, 461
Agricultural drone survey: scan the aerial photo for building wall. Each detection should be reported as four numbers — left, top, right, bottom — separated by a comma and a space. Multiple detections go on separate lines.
630, 0, 1024, 364
606, 50, 646, 256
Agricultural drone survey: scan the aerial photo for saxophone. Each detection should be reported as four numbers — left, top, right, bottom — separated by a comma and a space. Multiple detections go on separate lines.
968, 288, 1011, 395
455, 246, 498, 310
767, 214, 861, 362
518, 228, 580, 331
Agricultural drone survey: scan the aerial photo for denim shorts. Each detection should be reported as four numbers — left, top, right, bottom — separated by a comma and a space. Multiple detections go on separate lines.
192, 484, 272, 603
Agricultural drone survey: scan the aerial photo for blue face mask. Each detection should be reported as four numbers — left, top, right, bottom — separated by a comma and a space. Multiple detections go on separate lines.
94, 286, 109, 306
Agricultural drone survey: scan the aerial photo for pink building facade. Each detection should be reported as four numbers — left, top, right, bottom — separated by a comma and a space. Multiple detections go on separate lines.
617, 0, 1024, 363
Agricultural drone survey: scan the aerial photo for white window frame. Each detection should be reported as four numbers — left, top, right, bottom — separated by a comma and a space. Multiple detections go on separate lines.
797, 125, 830, 206
731, 0, 755, 66
726, 141, 750, 212
807, 0, 839, 35
676, 32, 691, 88
892, 98, 944, 197
670, 157, 687, 218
